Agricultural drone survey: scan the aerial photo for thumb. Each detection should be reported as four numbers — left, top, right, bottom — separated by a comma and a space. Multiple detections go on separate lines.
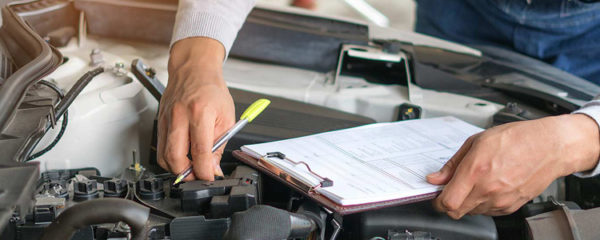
427, 135, 476, 185
427, 157, 459, 185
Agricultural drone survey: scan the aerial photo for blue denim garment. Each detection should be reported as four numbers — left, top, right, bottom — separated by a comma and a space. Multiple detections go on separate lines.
415, 0, 600, 85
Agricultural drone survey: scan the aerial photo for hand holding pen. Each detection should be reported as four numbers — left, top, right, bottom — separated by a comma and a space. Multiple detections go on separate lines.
173, 99, 271, 185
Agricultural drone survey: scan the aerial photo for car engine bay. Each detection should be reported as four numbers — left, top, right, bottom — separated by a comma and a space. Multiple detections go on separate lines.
2, 0, 600, 240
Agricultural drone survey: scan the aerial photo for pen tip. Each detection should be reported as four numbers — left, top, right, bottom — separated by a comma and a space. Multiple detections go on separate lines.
173, 177, 183, 185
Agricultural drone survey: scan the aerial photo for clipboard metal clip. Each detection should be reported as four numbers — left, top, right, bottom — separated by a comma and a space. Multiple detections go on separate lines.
265, 152, 334, 188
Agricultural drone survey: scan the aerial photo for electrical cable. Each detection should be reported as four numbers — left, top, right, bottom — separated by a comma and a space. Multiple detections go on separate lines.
27, 80, 68, 161
27, 111, 68, 160
27, 67, 105, 161
55, 67, 104, 118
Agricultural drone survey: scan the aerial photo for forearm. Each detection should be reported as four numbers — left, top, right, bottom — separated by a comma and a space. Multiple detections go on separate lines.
553, 114, 600, 174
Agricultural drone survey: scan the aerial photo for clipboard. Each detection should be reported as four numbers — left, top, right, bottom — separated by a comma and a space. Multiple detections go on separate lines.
233, 150, 440, 215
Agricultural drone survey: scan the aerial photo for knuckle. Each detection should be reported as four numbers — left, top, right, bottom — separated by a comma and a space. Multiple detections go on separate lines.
165, 150, 180, 163
441, 198, 459, 212
483, 184, 503, 196
189, 142, 201, 153
170, 103, 186, 118
190, 142, 209, 155
476, 134, 494, 146
188, 101, 207, 116
473, 163, 491, 175
433, 198, 445, 212
491, 200, 510, 209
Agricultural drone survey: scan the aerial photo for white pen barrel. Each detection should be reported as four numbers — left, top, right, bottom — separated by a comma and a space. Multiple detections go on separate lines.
211, 119, 248, 152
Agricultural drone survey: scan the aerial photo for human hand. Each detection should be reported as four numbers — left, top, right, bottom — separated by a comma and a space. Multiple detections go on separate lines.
158, 37, 235, 181
427, 114, 600, 219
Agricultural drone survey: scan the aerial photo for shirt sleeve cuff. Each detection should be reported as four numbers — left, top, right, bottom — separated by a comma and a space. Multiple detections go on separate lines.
572, 102, 600, 178
171, 11, 239, 57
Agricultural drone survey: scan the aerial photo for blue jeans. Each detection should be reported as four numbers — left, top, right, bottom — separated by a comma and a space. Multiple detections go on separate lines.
415, 0, 600, 85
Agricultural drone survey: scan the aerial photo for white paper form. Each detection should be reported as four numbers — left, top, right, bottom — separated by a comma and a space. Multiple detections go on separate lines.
241, 116, 483, 206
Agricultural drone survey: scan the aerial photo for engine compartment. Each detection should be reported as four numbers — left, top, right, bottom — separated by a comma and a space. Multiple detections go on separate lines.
2, 0, 600, 239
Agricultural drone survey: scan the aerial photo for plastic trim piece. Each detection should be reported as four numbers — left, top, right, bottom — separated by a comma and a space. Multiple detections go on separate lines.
0, 5, 62, 133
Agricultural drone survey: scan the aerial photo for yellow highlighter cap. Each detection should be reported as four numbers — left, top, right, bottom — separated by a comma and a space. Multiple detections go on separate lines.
240, 99, 271, 122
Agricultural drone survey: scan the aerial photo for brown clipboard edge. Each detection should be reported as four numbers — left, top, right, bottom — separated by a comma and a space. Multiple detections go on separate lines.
233, 150, 440, 215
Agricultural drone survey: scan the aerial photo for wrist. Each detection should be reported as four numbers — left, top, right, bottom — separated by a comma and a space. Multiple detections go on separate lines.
554, 114, 600, 174
168, 37, 226, 87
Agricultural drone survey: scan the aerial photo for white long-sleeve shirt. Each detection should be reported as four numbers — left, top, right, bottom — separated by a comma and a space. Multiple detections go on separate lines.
171, 0, 600, 177
171, 0, 256, 55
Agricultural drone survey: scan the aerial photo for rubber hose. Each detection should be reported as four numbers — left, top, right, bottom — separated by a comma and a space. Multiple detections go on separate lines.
40, 198, 150, 240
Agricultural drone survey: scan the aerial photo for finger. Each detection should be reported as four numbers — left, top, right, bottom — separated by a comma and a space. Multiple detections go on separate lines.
427, 134, 477, 185
447, 187, 485, 219
483, 201, 526, 216
212, 143, 226, 177
474, 172, 554, 216
212, 105, 235, 178
189, 110, 217, 181
469, 200, 493, 215
468, 192, 514, 215
157, 106, 170, 172
164, 105, 193, 177
472, 167, 554, 216
433, 148, 479, 213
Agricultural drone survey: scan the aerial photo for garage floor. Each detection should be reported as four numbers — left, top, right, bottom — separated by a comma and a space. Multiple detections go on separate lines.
258, 0, 416, 31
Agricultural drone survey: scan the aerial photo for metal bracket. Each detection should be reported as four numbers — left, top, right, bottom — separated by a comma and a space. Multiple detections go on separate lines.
332, 44, 419, 102
329, 217, 342, 240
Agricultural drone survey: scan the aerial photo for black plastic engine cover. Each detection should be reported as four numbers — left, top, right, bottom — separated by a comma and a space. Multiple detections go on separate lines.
179, 165, 259, 218
342, 201, 498, 240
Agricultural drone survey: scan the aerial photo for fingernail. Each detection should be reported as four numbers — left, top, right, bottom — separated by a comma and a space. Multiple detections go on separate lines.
448, 211, 462, 220
427, 171, 441, 179
214, 165, 224, 177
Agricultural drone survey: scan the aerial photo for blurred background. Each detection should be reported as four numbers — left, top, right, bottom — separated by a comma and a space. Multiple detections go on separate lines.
258, 0, 416, 31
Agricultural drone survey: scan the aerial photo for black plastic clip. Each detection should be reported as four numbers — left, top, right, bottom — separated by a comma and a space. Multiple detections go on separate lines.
266, 152, 286, 159
320, 178, 333, 187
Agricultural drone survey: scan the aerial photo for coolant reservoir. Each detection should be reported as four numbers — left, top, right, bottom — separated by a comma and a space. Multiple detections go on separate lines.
31, 38, 165, 177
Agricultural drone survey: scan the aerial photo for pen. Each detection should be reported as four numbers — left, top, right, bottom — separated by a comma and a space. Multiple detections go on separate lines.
173, 98, 271, 185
